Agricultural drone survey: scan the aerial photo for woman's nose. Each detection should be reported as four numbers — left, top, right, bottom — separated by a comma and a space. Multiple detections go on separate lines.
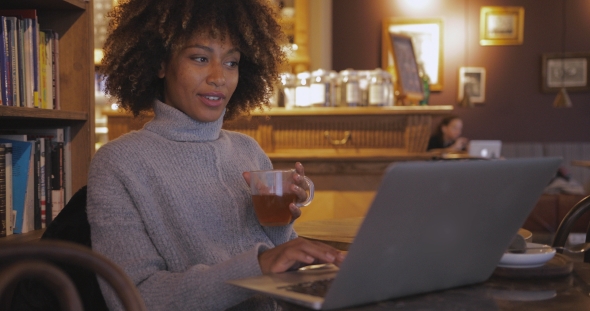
207, 64, 226, 87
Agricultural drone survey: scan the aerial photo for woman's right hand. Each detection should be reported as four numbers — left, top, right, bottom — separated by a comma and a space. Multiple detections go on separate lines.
451, 137, 469, 151
258, 237, 346, 274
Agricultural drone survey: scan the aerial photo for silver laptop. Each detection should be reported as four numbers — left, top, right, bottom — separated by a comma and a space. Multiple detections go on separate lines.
468, 140, 502, 158
228, 158, 561, 310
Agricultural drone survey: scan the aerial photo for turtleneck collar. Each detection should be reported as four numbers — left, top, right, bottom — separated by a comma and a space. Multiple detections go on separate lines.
144, 100, 224, 142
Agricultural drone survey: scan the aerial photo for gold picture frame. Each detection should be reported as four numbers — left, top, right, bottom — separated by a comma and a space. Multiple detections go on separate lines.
480, 6, 524, 46
382, 18, 443, 91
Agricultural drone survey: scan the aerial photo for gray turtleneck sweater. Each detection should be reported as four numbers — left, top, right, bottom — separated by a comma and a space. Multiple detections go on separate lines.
87, 101, 296, 310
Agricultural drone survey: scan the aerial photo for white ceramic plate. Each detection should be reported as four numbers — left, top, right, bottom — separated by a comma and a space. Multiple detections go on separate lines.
498, 243, 556, 268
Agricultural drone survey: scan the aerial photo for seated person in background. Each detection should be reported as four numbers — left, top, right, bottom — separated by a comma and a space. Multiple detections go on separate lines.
427, 115, 469, 153
88, 0, 344, 310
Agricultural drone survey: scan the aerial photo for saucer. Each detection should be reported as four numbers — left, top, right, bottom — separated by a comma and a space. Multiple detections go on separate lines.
498, 243, 556, 268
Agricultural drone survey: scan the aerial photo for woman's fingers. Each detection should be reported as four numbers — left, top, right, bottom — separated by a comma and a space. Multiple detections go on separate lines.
258, 238, 345, 274
289, 203, 302, 220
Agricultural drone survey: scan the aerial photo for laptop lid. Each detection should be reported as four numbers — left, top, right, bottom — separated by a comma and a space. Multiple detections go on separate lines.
229, 158, 561, 310
468, 140, 502, 158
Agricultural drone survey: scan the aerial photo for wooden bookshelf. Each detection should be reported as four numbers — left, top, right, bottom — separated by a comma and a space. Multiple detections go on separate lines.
0, 0, 95, 239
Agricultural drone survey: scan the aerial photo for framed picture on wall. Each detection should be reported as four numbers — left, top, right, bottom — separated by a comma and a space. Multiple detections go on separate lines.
480, 6, 524, 46
458, 67, 486, 103
542, 52, 590, 93
382, 18, 443, 91
388, 33, 424, 104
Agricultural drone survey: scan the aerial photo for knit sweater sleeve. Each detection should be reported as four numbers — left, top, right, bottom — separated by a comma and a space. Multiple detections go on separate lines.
87, 144, 276, 311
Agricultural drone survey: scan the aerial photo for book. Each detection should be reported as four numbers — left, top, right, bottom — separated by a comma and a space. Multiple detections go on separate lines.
0, 10, 37, 107
38, 30, 46, 109
31, 138, 40, 230
40, 30, 53, 110
6, 17, 19, 107
0, 16, 12, 106
44, 137, 52, 226
0, 145, 6, 236
0, 137, 33, 234
0, 142, 13, 236
53, 31, 60, 109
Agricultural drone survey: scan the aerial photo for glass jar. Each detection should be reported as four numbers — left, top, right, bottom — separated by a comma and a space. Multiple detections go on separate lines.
338, 69, 361, 107
329, 70, 339, 107
295, 71, 312, 108
368, 68, 394, 107
310, 69, 332, 107
278, 72, 296, 109
358, 70, 371, 106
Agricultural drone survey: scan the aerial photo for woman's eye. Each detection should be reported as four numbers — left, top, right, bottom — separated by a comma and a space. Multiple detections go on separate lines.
192, 56, 207, 63
226, 61, 239, 68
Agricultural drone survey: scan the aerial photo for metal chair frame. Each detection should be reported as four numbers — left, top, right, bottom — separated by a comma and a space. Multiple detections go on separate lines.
552, 195, 590, 262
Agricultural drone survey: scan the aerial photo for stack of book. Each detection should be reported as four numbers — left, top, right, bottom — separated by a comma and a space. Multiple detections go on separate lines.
0, 127, 70, 236
0, 10, 60, 109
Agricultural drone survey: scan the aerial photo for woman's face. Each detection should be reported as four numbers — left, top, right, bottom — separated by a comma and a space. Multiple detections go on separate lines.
442, 118, 463, 141
158, 33, 240, 123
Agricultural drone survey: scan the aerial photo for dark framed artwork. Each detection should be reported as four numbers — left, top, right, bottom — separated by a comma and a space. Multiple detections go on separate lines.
388, 33, 424, 104
542, 52, 589, 93
382, 18, 443, 91
458, 67, 486, 104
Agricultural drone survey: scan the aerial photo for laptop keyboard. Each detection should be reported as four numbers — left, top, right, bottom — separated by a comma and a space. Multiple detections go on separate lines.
279, 278, 334, 298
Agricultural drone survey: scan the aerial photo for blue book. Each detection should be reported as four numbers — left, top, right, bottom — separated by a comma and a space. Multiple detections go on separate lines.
0, 138, 32, 234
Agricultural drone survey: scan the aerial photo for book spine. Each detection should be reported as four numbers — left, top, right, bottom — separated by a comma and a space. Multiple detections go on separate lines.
17, 19, 25, 107
51, 141, 64, 218
32, 139, 40, 230
44, 138, 52, 226
7, 17, 19, 107
1, 16, 12, 106
38, 137, 45, 228
38, 30, 46, 109
53, 32, 59, 110
1, 143, 13, 235
32, 19, 39, 108
0, 146, 6, 237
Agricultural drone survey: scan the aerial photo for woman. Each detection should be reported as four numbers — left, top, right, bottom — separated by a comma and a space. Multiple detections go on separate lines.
426, 115, 469, 153
88, 0, 344, 310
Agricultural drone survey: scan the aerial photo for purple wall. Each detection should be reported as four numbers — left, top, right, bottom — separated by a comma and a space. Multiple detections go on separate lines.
332, 0, 590, 142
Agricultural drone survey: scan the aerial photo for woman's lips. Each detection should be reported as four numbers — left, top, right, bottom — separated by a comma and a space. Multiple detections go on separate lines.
199, 93, 226, 107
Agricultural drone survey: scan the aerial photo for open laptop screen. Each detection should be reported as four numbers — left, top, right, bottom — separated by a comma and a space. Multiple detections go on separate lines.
468, 140, 502, 158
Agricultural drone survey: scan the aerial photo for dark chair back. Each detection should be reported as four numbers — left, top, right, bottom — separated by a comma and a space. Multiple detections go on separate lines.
0, 240, 146, 311
3, 186, 144, 310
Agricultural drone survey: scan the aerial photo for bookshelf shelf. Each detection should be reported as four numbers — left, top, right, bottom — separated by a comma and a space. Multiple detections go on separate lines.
1, 0, 94, 239
1, 0, 86, 11
0, 106, 88, 121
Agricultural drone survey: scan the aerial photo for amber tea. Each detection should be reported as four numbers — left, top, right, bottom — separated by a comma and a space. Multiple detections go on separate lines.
248, 169, 315, 226
252, 193, 298, 226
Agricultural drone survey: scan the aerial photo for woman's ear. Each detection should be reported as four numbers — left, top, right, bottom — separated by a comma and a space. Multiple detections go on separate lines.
157, 61, 166, 78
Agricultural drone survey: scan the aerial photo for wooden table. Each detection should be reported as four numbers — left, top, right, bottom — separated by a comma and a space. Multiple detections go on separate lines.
294, 217, 533, 250
572, 160, 590, 168
287, 218, 588, 311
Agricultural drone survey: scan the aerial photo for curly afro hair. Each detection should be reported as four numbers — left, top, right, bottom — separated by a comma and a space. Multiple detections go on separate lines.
100, 0, 287, 120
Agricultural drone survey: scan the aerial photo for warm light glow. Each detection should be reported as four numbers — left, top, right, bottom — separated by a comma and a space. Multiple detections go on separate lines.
95, 127, 109, 134
94, 49, 104, 65
110, 103, 119, 110
292, 43, 299, 51
400, 0, 436, 12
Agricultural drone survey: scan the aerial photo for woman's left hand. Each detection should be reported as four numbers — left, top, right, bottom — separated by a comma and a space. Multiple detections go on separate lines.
288, 162, 309, 221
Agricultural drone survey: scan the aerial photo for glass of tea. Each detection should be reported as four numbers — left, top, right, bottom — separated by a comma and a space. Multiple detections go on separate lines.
248, 169, 315, 226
